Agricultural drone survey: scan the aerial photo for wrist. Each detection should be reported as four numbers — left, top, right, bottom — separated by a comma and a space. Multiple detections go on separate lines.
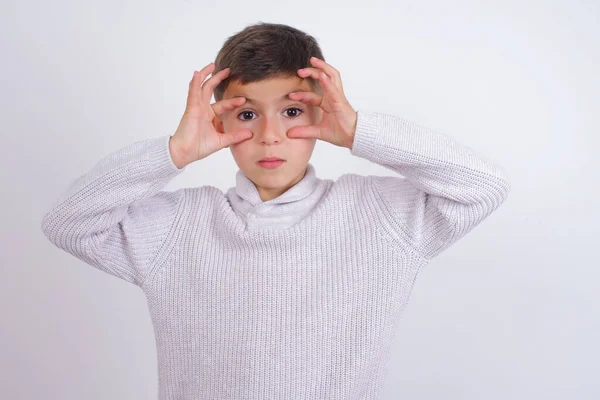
345, 111, 358, 149
168, 136, 193, 169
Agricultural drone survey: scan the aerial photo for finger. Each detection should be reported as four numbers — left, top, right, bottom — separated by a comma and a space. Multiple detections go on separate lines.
185, 64, 221, 115
297, 67, 343, 92
317, 72, 345, 104
287, 91, 323, 107
286, 124, 322, 140
211, 96, 246, 116
189, 71, 197, 90
201, 67, 231, 101
297, 67, 324, 81
188, 64, 217, 106
187, 70, 204, 109
220, 129, 253, 148
309, 57, 341, 82
187, 71, 198, 106
190, 63, 216, 90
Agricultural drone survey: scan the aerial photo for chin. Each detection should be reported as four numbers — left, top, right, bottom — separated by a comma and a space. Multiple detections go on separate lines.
251, 170, 288, 184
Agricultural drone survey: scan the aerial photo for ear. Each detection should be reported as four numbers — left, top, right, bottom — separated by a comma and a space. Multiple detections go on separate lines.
213, 116, 224, 133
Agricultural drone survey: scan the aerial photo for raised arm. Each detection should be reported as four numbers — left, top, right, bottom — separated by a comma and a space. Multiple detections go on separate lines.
350, 110, 511, 261
41, 136, 187, 286
41, 62, 257, 286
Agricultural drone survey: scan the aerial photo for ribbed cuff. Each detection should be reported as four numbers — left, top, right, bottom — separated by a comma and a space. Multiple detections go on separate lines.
350, 110, 382, 160
146, 135, 188, 177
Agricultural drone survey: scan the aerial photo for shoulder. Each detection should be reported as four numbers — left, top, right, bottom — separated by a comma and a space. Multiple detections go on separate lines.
328, 172, 416, 224
181, 185, 226, 208
327, 172, 379, 208
331, 172, 371, 190
331, 172, 387, 192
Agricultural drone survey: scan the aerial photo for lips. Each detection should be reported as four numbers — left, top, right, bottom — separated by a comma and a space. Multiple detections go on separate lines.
257, 158, 286, 169
259, 157, 285, 162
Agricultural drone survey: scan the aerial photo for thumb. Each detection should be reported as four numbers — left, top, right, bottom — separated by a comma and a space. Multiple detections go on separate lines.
287, 125, 321, 140
222, 129, 253, 148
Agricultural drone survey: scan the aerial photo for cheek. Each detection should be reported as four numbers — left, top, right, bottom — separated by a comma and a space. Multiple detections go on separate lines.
294, 139, 317, 156
229, 140, 253, 158
286, 112, 314, 129
304, 106, 321, 123
222, 113, 251, 129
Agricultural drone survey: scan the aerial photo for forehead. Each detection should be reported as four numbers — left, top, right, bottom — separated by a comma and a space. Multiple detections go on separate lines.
223, 75, 314, 105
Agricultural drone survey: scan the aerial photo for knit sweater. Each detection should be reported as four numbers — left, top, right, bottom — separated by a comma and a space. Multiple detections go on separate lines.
41, 109, 511, 399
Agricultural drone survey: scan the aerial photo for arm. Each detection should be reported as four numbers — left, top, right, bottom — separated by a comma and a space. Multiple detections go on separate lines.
41, 135, 188, 286
350, 110, 511, 261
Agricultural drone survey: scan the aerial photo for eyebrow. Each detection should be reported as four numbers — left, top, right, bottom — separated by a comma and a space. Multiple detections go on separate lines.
230, 89, 306, 105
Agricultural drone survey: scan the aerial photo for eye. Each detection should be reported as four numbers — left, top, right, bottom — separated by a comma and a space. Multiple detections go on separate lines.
237, 110, 256, 121
284, 107, 304, 118
236, 107, 304, 122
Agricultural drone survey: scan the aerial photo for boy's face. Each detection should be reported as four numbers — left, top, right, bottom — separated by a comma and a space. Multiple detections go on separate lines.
215, 75, 322, 202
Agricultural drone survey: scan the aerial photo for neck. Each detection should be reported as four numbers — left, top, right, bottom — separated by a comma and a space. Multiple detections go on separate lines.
226, 163, 329, 231
257, 167, 308, 202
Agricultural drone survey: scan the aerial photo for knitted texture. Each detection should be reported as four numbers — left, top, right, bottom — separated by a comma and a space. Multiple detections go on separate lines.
41, 110, 510, 399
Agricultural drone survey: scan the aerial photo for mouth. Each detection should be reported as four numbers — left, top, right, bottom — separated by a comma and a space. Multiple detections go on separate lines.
257, 158, 286, 169
258, 157, 285, 162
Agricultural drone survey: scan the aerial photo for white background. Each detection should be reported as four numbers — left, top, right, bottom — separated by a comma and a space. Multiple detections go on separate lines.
2, 0, 598, 398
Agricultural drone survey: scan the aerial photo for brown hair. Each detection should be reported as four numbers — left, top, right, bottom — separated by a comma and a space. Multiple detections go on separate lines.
213, 22, 325, 102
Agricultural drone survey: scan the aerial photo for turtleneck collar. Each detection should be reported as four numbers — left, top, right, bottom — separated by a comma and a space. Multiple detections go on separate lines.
225, 163, 329, 231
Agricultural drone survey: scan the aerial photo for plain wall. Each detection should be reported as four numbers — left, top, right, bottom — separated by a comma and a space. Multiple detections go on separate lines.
2, 0, 598, 398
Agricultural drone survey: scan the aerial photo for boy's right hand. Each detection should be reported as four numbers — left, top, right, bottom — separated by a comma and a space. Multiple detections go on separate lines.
168, 62, 253, 168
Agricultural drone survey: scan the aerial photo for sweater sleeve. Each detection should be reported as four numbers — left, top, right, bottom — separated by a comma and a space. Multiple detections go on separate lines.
350, 110, 511, 261
41, 135, 188, 286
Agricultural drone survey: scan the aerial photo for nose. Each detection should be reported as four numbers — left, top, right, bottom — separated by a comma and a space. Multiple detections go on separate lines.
256, 115, 285, 145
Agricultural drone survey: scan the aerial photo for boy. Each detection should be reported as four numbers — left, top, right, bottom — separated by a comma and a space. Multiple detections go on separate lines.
41, 22, 511, 400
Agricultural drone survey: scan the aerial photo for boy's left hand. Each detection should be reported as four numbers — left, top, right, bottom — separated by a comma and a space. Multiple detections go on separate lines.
286, 57, 357, 149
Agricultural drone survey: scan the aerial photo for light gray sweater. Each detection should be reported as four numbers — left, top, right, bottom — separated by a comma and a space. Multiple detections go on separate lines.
41, 110, 511, 399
